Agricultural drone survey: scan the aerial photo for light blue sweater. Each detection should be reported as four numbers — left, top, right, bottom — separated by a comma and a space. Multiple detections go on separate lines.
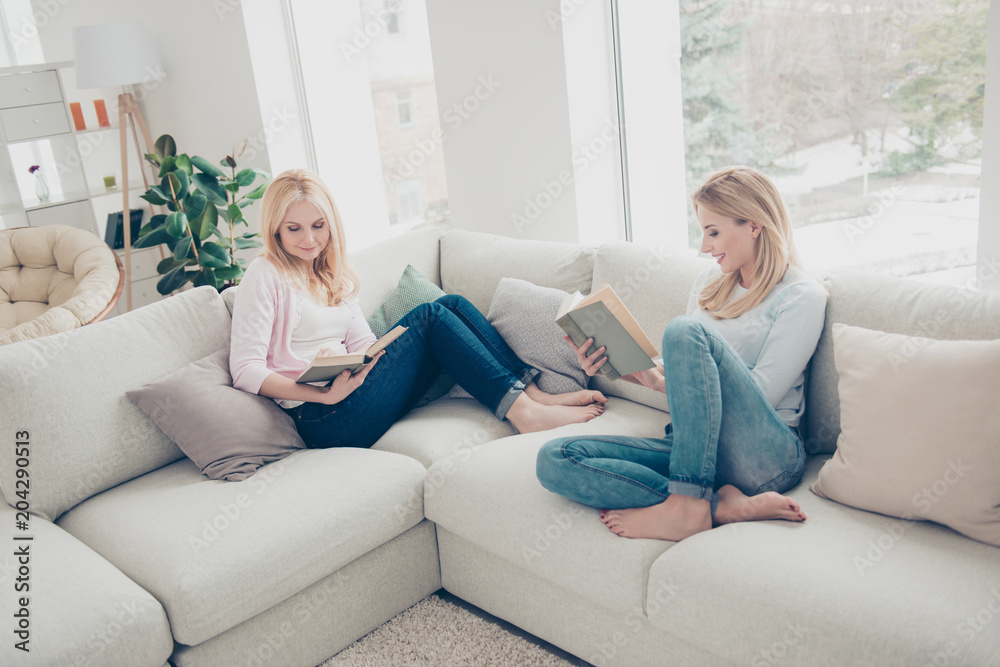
685, 265, 828, 428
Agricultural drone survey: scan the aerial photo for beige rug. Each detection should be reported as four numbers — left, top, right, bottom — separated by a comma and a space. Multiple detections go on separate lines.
321, 594, 579, 666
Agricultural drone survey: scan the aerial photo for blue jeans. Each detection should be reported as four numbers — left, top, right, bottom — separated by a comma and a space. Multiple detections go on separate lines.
536, 316, 806, 515
285, 294, 538, 448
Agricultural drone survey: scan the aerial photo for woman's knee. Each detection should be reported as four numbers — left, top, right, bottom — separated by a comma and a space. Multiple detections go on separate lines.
661, 315, 712, 358
536, 437, 577, 487
435, 293, 472, 311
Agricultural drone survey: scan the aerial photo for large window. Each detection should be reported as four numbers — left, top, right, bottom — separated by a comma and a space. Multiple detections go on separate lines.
360, 0, 449, 227
673, 0, 988, 286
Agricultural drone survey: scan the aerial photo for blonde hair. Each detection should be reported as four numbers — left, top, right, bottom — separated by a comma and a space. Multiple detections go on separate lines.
693, 166, 801, 319
259, 168, 359, 305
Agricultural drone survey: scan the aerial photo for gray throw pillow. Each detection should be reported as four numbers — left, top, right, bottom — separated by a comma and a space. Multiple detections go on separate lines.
451, 277, 588, 399
367, 264, 455, 407
126, 349, 305, 481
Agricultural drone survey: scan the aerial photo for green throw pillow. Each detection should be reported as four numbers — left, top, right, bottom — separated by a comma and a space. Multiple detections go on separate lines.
367, 265, 455, 407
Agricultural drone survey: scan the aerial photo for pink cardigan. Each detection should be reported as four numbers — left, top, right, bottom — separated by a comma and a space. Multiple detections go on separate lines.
229, 257, 377, 395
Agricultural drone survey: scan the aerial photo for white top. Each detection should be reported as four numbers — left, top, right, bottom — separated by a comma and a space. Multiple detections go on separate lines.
685, 265, 828, 428
279, 290, 355, 409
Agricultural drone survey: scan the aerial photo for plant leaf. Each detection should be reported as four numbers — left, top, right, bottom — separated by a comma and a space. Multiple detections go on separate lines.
156, 264, 189, 295
227, 203, 243, 221
212, 235, 233, 249
190, 202, 216, 242
198, 241, 231, 268
235, 138, 248, 160
161, 173, 182, 201
234, 237, 261, 250
225, 155, 237, 168
192, 173, 228, 206
214, 265, 244, 281
154, 135, 177, 160
184, 194, 207, 225
174, 169, 191, 198
140, 188, 169, 206
149, 214, 167, 229
235, 169, 256, 187
173, 236, 193, 260
135, 227, 171, 249
174, 154, 193, 176
245, 183, 268, 200
191, 155, 225, 178
157, 155, 176, 178
165, 211, 188, 238
156, 257, 190, 273
193, 268, 219, 289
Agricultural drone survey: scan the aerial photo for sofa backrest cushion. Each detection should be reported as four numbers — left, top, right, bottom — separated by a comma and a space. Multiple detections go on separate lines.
806, 270, 1000, 454
589, 242, 712, 410
350, 227, 442, 317
440, 229, 596, 314
0, 286, 233, 521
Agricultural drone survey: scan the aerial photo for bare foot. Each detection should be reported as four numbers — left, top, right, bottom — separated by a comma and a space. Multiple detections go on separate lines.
525, 384, 609, 408
506, 393, 604, 433
600, 494, 711, 541
714, 484, 807, 525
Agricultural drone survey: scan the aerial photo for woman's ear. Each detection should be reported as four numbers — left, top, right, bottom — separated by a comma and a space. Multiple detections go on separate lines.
750, 221, 763, 238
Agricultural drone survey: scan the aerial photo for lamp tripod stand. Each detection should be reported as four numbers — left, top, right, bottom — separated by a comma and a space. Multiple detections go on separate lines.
117, 91, 156, 312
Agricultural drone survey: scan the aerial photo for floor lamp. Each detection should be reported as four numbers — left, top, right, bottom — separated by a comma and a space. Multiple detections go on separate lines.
74, 21, 164, 312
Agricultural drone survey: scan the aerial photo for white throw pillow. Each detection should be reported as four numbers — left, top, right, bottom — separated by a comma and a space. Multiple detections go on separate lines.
810, 323, 1000, 546
450, 278, 588, 398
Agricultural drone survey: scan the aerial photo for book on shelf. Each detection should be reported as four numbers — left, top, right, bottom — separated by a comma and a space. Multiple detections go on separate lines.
295, 325, 408, 384
555, 284, 659, 381
104, 209, 143, 250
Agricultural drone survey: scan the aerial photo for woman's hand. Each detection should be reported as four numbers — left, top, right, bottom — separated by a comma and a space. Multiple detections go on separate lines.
315, 350, 385, 405
623, 362, 666, 394
563, 336, 608, 377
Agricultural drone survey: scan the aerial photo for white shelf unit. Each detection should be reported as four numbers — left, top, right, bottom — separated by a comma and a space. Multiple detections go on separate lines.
0, 61, 164, 315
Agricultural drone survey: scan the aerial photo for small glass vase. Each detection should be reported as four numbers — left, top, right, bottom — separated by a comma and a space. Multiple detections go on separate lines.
34, 173, 50, 202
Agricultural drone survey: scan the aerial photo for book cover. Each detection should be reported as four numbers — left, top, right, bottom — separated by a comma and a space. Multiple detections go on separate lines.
295, 325, 408, 384
555, 285, 658, 381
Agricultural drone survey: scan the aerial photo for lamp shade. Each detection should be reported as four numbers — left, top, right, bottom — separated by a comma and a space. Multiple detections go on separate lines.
73, 21, 162, 89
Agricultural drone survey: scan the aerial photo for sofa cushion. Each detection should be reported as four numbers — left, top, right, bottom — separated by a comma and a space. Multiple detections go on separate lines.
589, 242, 711, 410
350, 227, 442, 317
0, 504, 173, 666
440, 229, 596, 314
56, 447, 427, 646
807, 270, 1000, 454
811, 323, 1000, 546
644, 455, 1000, 664
0, 286, 232, 522
424, 397, 677, 615
368, 264, 455, 407
126, 349, 306, 482
372, 397, 517, 469
450, 277, 588, 398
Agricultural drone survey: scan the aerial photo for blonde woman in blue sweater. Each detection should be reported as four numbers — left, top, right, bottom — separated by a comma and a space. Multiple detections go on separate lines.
537, 166, 828, 542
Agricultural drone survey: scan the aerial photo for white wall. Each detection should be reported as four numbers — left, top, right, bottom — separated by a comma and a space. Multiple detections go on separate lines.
33, 0, 271, 232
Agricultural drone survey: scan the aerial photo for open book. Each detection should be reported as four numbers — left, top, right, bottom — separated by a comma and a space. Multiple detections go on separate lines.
555, 285, 659, 381
295, 325, 408, 384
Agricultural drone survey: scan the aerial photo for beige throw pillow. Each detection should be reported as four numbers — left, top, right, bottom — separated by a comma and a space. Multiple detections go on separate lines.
811, 323, 1000, 546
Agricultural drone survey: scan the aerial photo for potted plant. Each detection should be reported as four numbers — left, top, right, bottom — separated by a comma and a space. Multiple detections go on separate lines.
134, 134, 269, 295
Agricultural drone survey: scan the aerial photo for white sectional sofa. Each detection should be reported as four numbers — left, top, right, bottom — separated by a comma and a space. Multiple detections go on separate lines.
1, 227, 998, 666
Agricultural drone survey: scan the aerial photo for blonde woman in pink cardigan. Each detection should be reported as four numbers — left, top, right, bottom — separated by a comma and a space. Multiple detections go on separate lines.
230, 169, 607, 448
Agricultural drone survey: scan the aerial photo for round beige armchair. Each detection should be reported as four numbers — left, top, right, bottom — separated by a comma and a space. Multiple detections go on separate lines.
0, 225, 124, 346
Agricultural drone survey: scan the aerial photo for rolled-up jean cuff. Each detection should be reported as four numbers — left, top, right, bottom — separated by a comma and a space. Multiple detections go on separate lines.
520, 367, 540, 386
668, 479, 713, 504
495, 380, 526, 420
